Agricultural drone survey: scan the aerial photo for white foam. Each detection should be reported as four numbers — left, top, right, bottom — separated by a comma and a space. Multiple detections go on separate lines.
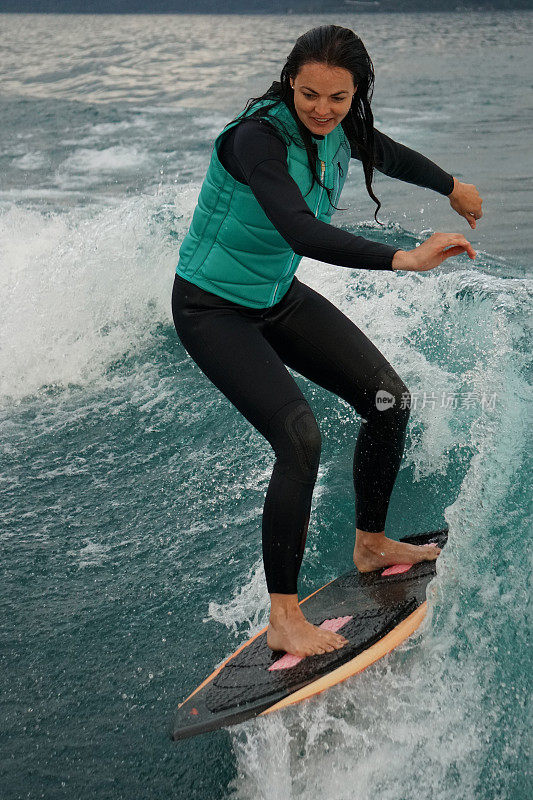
88, 118, 153, 136
68, 540, 112, 569
12, 151, 50, 170
205, 559, 270, 639
59, 145, 150, 174
59, 117, 156, 148
299, 253, 531, 481
0, 184, 200, 406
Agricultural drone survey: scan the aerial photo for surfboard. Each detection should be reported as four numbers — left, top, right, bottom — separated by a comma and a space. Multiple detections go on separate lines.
171, 528, 448, 741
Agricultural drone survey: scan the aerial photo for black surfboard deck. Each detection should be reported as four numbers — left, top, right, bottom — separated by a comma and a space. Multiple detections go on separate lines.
171, 529, 448, 741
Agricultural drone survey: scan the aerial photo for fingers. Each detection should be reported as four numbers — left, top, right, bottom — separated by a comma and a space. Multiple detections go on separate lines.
466, 206, 483, 229
436, 232, 476, 259
408, 232, 477, 271
449, 181, 483, 227
442, 245, 466, 258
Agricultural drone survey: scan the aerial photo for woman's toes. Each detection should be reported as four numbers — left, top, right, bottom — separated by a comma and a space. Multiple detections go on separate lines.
330, 637, 347, 649
316, 629, 348, 650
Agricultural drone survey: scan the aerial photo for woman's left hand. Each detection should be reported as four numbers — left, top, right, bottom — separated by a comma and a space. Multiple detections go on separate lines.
448, 178, 483, 229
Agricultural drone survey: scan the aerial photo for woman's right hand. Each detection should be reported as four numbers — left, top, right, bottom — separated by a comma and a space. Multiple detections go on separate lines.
391, 232, 477, 272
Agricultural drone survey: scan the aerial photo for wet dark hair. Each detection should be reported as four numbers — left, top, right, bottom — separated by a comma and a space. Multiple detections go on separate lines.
225, 24, 384, 224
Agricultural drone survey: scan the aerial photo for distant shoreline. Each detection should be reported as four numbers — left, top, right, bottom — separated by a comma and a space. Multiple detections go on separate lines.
1, 0, 531, 15
1, 7, 532, 13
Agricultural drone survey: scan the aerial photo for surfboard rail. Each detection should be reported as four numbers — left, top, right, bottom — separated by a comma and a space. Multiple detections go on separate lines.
259, 601, 427, 715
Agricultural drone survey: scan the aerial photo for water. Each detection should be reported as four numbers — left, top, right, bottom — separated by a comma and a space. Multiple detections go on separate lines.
1, 11, 531, 800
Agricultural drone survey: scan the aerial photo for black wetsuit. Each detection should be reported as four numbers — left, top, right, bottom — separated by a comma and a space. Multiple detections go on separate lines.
172, 118, 453, 595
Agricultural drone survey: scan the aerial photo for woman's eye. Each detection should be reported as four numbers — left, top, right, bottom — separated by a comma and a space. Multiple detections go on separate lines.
303, 93, 344, 102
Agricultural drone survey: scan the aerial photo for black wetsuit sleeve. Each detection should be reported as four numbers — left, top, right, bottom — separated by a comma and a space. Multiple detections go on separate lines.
217, 118, 400, 271
351, 127, 455, 196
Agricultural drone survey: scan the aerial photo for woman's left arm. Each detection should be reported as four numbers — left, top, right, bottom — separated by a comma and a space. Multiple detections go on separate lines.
351, 128, 483, 229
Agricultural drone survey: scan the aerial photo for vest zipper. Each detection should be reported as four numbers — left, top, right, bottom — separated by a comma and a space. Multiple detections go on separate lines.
315, 159, 326, 215
335, 161, 343, 204
270, 159, 326, 306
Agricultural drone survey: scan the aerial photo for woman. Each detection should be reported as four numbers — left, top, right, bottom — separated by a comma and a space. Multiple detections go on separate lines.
171, 25, 482, 659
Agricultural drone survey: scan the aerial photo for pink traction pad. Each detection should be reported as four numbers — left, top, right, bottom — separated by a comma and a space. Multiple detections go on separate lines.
268, 616, 353, 671
381, 542, 439, 576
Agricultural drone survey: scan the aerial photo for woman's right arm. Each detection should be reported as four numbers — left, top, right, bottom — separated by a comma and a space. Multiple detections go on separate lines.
222, 119, 475, 274
222, 119, 401, 271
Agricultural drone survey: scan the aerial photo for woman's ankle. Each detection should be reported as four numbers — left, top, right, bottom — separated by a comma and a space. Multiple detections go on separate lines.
355, 528, 386, 548
269, 592, 303, 622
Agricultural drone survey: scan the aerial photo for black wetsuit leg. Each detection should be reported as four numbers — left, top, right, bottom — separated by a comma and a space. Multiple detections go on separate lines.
171, 273, 411, 595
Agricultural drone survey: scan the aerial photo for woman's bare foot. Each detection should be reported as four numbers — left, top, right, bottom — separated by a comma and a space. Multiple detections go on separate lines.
353, 530, 441, 573
266, 593, 348, 658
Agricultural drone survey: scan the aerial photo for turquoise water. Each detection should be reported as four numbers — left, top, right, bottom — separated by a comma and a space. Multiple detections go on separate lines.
1, 11, 531, 800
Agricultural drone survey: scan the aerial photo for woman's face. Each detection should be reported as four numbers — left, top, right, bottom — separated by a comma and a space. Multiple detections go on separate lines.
290, 62, 356, 135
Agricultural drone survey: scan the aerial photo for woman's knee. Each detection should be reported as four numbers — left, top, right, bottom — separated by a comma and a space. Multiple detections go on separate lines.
268, 399, 322, 482
369, 364, 411, 430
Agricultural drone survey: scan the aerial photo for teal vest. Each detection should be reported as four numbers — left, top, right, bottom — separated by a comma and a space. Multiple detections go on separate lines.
175, 97, 351, 308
